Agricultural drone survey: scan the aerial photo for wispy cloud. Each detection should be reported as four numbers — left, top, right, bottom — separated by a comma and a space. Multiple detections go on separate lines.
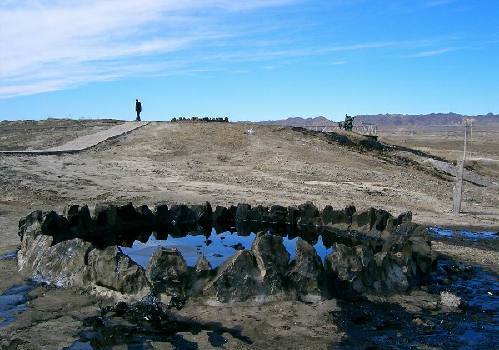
0, 0, 469, 99
408, 47, 454, 57
0, 0, 298, 98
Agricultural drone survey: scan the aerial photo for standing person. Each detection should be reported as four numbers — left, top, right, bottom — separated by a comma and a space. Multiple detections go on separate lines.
344, 114, 354, 131
135, 99, 142, 121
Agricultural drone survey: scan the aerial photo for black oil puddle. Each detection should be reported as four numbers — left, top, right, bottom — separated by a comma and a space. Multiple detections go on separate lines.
332, 259, 499, 349
65, 299, 252, 350
121, 228, 333, 268
0, 281, 37, 329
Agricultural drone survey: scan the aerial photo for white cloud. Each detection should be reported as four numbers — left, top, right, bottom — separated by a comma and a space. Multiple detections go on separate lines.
0, 0, 466, 98
409, 47, 453, 57
0, 0, 298, 98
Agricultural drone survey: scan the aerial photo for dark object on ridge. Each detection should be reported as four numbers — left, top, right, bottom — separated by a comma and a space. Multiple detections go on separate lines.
343, 114, 354, 131
135, 99, 142, 121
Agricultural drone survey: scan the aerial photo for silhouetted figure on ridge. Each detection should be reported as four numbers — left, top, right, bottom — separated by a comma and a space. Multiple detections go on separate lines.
135, 99, 142, 121
344, 114, 354, 131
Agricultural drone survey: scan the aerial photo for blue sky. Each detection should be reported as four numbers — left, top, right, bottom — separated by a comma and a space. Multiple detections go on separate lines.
1, 0, 498, 121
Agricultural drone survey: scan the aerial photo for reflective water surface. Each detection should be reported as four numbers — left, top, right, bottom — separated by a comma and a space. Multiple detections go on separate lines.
0, 282, 36, 329
429, 226, 498, 240
121, 229, 334, 268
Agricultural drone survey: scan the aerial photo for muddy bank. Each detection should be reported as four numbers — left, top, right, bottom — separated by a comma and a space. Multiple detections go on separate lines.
0, 216, 497, 349
1, 256, 493, 349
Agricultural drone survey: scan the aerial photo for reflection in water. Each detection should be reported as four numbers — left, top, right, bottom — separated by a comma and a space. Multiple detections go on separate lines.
32, 227, 499, 349
0, 282, 36, 329
0, 251, 17, 261
429, 227, 498, 240
121, 229, 334, 268
335, 259, 499, 349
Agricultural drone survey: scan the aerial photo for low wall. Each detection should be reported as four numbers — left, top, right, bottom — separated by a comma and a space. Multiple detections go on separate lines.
17, 202, 434, 304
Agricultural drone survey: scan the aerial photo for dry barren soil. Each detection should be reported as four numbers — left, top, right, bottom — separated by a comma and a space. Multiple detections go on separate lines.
0, 119, 498, 349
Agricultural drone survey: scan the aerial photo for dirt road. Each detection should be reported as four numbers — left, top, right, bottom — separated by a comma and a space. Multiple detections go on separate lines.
0, 121, 147, 154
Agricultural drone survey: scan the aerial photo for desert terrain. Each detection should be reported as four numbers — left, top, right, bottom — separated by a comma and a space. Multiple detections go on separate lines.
0, 119, 498, 349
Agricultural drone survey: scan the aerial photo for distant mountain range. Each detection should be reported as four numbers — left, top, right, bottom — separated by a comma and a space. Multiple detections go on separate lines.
256, 113, 499, 128
355, 113, 499, 127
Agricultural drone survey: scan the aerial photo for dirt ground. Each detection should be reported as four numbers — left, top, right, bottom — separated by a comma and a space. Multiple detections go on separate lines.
380, 125, 499, 180
0, 119, 122, 151
0, 119, 498, 349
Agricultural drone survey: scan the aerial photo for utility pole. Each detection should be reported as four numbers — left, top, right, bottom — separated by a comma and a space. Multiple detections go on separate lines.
452, 119, 470, 213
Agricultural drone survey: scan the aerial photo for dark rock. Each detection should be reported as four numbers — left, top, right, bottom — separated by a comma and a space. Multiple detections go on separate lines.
195, 255, 212, 275
235, 203, 251, 222
325, 243, 369, 295
92, 203, 113, 225
351, 208, 376, 232
251, 232, 289, 295
321, 205, 335, 225
64, 205, 93, 240
297, 202, 320, 227
88, 246, 150, 298
350, 208, 396, 237
373, 251, 409, 292
286, 206, 299, 227
190, 202, 213, 226
231, 243, 244, 250
389, 223, 433, 276
18, 210, 43, 239
372, 209, 393, 232
325, 225, 431, 295
331, 209, 349, 226
18, 236, 93, 287
154, 203, 170, 227
191, 255, 213, 297
213, 205, 235, 227
90, 203, 155, 245
384, 216, 397, 234
204, 250, 261, 302
15, 202, 434, 303
136, 204, 156, 228
268, 205, 288, 224
40, 211, 71, 243
397, 211, 412, 225
63, 204, 80, 223
287, 238, 325, 301
384, 211, 411, 235
391, 222, 428, 239
344, 205, 356, 220
93, 203, 132, 229
145, 248, 189, 300
408, 235, 433, 275
248, 205, 268, 223
167, 205, 197, 225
